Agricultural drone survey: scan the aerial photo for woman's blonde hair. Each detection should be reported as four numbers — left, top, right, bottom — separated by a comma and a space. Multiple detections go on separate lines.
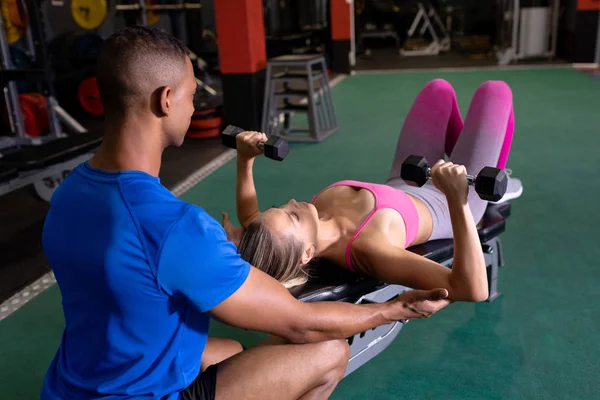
237, 218, 311, 288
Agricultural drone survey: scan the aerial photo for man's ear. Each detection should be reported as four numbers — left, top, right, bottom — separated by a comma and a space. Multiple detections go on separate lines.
158, 86, 172, 116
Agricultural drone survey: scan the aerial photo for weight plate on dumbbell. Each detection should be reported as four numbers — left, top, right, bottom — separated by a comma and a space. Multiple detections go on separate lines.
71, 0, 107, 30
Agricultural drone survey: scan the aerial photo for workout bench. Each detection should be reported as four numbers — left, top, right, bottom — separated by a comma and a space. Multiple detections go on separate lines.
0, 133, 102, 200
289, 202, 511, 377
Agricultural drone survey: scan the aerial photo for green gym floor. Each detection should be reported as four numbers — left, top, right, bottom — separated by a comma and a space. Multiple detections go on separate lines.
1, 67, 600, 399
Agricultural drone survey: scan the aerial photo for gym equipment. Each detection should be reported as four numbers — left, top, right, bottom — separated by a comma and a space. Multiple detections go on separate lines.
49, 32, 104, 116
355, 0, 402, 57
221, 125, 289, 162
1, 0, 96, 201
8, 45, 35, 92
114, 0, 201, 26
1, 93, 49, 136
262, 55, 337, 143
0, 132, 102, 200
495, 0, 560, 65
77, 76, 104, 116
400, 1, 451, 57
400, 155, 508, 202
1, 0, 27, 43
49, 31, 104, 68
70, 0, 107, 30
187, 108, 222, 139
290, 201, 511, 376
187, 96, 223, 139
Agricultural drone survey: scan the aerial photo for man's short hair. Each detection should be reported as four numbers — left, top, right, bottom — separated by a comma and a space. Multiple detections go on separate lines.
96, 26, 189, 115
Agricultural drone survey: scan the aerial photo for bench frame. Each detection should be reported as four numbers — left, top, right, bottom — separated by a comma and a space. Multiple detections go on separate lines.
0, 152, 94, 198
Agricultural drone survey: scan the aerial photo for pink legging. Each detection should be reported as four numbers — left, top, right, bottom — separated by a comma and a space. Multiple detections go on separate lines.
386, 79, 514, 240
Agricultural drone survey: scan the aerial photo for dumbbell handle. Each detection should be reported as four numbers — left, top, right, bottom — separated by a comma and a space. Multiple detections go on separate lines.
423, 167, 476, 186
222, 125, 268, 151
255, 141, 266, 151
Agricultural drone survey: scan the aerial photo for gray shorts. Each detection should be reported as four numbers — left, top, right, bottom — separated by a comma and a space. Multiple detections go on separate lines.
386, 178, 486, 242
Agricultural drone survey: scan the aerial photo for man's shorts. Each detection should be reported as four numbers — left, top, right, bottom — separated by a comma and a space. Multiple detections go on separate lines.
180, 364, 218, 400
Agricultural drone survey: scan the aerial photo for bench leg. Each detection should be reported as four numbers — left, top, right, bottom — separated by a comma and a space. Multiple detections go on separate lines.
484, 238, 503, 302
343, 284, 410, 377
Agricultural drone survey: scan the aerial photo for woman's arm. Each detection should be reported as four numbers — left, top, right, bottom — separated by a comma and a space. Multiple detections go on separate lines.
430, 160, 488, 300
354, 234, 487, 302
236, 157, 260, 228
354, 160, 489, 302
444, 195, 488, 301
234, 131, 267, 228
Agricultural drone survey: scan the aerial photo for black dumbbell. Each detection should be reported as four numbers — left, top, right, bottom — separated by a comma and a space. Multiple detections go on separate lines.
221, 125, 289, 161
400, 155, 508, 202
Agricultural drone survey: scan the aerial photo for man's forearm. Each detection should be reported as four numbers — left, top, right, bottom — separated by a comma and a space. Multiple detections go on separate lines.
447, 199, 488, 300
236, 158, 259, 227
295, 301, 402, 343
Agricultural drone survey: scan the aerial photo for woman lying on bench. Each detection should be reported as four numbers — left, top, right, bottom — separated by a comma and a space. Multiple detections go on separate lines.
226, 79, 522, 302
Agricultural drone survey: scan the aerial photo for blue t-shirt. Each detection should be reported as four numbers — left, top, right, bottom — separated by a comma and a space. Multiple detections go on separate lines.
40, 162, 251, 399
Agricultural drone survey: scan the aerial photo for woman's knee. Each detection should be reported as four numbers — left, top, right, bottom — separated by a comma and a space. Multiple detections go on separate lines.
419, 78, 455, 97
473, 80, 513, 103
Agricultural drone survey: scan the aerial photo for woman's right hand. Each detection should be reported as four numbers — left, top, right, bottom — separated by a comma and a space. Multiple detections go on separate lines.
236, 131, 268, 161
430, 160, 469, 206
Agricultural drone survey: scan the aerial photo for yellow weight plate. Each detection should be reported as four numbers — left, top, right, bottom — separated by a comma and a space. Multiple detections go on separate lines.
1, 0, 26, 44
71, 0, 107, 30
145, 0, 159, 25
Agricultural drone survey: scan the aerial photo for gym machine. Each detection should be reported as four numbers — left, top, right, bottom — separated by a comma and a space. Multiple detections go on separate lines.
355, 0, 402, 56
399, 1, 451, 56
264, 0, 330, 58
355, 0, 451, 57
495, 0, 561, 65
1, 0, 101, 201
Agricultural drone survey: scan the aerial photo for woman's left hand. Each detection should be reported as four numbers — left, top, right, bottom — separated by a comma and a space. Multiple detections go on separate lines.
430, 160, 469, 206
222, 212, 244, 247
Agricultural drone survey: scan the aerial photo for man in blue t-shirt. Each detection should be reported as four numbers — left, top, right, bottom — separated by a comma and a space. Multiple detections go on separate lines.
40, 26, 450, 400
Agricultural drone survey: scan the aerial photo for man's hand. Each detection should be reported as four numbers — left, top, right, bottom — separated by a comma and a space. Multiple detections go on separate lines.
222, 212, 244, 247
388, 288, 451, 321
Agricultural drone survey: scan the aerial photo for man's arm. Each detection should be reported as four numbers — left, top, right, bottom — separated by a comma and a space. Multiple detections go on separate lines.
159, 207, 448, 345
209, 267, 450, 344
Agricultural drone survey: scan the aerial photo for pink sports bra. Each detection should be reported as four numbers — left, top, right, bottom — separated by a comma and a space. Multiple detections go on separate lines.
310, 180, 420, 271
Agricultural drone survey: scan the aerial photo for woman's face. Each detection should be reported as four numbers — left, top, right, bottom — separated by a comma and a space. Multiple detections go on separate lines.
261, 199, 320, 248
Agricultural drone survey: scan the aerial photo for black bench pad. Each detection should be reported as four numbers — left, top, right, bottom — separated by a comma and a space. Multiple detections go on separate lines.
0, 133, 102, 171
0, 166, 19, 184
289, 203, 511, 303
